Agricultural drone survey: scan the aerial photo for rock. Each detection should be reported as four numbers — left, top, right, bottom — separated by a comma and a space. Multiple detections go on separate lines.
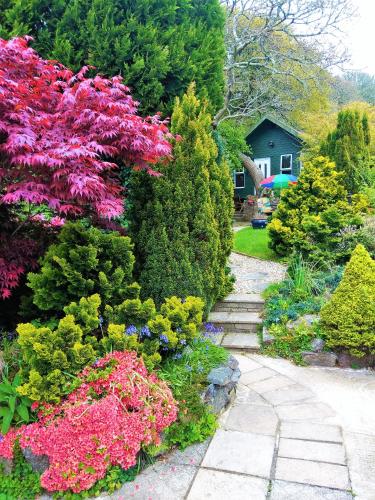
287, 314, 319, 330
337, 352, 375, 369
311, 338, 325, 353
22, 447, 49, 473
207, 366, 233, 386
302, 352, 337, 367
227, 355, 239, 370
231, 368, 241, 383
262, 327, 274, 345
0, 457, 12, 475
208, 386, 231, 414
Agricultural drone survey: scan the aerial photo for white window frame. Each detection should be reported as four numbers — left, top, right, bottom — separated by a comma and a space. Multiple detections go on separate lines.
280, 154, 293, 174
234, 168, 245, 189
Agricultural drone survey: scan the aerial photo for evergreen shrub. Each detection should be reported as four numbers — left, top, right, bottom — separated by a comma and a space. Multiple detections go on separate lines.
129, 86, 233, 312
27, 222, 138, 314
268, 156, 366, 264
320, 244, 375, 356
16, 294, 204, 402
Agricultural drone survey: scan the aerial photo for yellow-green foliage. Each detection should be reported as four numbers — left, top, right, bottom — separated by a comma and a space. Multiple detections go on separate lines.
320, 245, 375, 356
268, 156, 365, 264
16, 316, 97, 403
27, 222, 138, 313
16, 294, 205, 402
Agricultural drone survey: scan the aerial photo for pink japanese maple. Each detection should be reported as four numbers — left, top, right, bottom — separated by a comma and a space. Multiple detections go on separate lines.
0, 351, 177, 493
0, 37, 172, 298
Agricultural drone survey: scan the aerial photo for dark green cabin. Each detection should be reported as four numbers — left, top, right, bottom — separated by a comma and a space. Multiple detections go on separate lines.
234, 117, 303, 198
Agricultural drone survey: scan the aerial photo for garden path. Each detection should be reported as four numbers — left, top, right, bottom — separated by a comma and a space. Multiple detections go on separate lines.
111, 352, 375, 500
106, 254, 375, 500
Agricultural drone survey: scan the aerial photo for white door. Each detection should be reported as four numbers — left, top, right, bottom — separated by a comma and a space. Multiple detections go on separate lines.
254, 157, 271, 179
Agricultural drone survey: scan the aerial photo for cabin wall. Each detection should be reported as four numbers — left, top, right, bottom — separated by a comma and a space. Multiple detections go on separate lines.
234, 120, 302, 200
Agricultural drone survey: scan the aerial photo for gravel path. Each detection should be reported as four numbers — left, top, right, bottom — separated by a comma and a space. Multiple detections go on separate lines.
230, 251, 286, 294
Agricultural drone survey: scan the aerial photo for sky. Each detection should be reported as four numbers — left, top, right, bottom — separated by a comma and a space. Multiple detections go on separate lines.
344, 0, 375, 75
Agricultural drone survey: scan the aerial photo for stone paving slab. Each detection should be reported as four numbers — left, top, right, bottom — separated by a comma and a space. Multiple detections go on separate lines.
208, 311, 262, 323
202, 429, 275, 477
221, 332, 260, 349
278, 438, 346, 465
276, 402, 336, 421
232, 353, 263, 373
263, 384, 314, 405
187, 469, 268, 500
110, 463, 197, 499
250, 374, 293, 394
221, 293, 265, 303
225, 404, 278, 435
270, 480, 353, 499
275, 457, 350, 490
234, 384, 270, 406
165, 439, 211, 467
280, 422, 343, 443
240, 366, 278, 385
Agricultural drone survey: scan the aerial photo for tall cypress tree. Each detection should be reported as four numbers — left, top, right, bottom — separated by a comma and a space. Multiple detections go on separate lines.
0, 0, 225, 115
321, 110, 371, 193
128, 86, 233, 311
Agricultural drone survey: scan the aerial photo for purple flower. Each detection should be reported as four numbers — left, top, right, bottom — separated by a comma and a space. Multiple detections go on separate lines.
140, 326, 151, 338
160, 334, 169, 344
179, 339, 187, 345
125, 325, 137, 335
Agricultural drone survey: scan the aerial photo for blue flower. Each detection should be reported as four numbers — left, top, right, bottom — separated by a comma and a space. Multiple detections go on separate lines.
160, 334, 169, 344
179, 339, 187, 345
140, 326, 151, 338
173, 353, 183, 360
125, 325, 137, 335
186, 365, 192, 372
98, 315, 104, 326
176, 327, 182, 333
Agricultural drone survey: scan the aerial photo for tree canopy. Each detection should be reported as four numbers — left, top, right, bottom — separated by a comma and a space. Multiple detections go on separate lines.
0, 0, 225, 115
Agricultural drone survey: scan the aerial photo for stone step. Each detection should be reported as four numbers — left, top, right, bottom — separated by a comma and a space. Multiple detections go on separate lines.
221, 332, 260, 351
214, 293, 264, 313
208, 311, 262, 333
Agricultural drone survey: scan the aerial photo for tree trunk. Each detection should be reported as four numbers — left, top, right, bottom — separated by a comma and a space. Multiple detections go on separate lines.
240, 153, 264, 196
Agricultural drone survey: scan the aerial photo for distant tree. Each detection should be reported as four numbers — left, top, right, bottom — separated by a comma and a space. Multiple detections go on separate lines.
128, 86, 233, 311
0, 0, 225, 115
344, 72, 375, 105
321, 110, 371, 193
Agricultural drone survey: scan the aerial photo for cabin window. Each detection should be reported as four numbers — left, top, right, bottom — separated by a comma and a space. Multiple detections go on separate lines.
280, 154, 292, 174
234, 168, 245, 189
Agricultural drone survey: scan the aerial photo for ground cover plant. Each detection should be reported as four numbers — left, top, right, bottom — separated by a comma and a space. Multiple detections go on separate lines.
262, 255, 344, 364
0, 351, 177, 493
233, 227, 282, 261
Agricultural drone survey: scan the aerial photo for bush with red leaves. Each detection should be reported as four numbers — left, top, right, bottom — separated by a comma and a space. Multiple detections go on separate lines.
0, 37, 172, 298
0, 351, 177, 493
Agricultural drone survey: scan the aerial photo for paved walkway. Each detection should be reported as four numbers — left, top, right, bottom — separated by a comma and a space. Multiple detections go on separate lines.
112, 352, 375, 500
108, 249, 375, 500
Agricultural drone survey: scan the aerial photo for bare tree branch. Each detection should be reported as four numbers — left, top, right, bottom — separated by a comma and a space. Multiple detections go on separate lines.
214, 0, 355, 124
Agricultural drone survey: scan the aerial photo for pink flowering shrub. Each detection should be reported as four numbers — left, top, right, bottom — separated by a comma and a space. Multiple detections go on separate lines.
0, 351, 177, 493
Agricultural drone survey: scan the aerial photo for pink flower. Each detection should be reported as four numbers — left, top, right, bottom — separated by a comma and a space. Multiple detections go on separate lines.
0, 351, 177, 493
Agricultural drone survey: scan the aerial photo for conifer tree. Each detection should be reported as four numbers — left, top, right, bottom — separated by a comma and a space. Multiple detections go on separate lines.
129, 86, 233, 311
0, 0, 225, 115
321, 110, 371, 193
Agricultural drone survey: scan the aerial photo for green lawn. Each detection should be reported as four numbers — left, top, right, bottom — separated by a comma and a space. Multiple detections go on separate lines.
233, 227, 281, 261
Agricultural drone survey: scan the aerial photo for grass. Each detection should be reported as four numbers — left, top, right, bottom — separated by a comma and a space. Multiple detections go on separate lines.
233, 227, 282, 261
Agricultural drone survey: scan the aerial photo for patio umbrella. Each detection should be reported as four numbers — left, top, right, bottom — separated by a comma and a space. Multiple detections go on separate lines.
260, 174, 298, 190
